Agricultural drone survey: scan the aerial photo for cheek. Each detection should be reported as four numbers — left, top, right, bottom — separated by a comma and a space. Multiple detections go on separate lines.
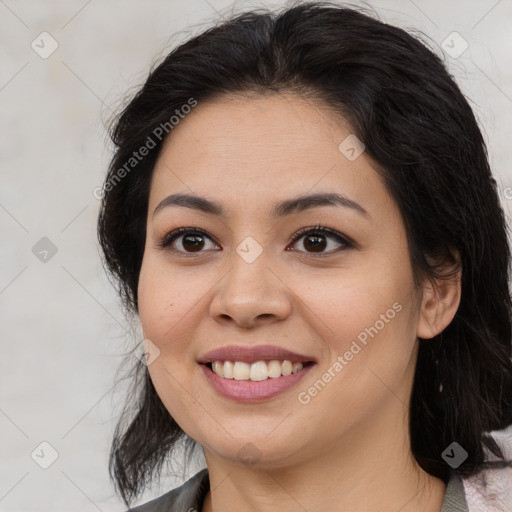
137, 255, 201, 343
293, 263, 413, 341
137, 257, 204, 429
294, 262, 419, 401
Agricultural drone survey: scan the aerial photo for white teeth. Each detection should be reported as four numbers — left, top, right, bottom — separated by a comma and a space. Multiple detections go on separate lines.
233, 362, 250, 380
212, 361, 224, 377
267, 360, 282, 378
292, 362, 303, 374
250, 361, 268, 381
223, 361, 234, 379
281, 360, 293, 376
210, 360, 304, 381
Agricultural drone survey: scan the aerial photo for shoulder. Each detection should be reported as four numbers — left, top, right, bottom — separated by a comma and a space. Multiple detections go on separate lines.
126, 468, 210, 512
462, 463, 512, 511
442, 463, 512, 512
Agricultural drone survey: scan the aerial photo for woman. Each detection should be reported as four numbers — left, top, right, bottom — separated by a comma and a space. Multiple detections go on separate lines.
97, 2, 512, 511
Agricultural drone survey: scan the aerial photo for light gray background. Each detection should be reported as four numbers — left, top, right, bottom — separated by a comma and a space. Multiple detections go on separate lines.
1, 0, 511, 511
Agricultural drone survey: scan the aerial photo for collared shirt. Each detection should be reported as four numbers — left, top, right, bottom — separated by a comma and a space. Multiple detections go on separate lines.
127, 468, 469, 511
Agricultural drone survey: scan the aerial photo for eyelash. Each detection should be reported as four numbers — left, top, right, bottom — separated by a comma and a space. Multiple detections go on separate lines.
158, 224, 353, 257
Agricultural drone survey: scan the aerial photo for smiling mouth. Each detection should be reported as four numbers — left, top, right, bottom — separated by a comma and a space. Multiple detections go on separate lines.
204, 360, 315, 381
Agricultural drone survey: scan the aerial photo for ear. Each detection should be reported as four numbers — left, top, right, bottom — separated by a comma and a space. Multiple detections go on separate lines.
417, 247, 462, 340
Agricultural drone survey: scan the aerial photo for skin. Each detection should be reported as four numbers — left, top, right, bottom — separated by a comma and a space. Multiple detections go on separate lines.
137, 91, 462, 512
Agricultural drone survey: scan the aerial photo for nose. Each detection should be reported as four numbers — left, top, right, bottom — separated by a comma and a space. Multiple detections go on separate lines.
209, 248, 293, 329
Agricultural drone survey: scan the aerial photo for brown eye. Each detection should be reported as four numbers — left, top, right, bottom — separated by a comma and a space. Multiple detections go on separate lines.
159, 228, 219, 254
289, 226, 352, 255
180, 233, 206, 252
302, 233, 328, 252
159, 225, 352, 257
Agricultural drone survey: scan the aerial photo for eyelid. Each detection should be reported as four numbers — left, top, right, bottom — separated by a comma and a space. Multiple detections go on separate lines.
158, 224, 353, 255
289, 224, 353, 249
158, 227, 219, 253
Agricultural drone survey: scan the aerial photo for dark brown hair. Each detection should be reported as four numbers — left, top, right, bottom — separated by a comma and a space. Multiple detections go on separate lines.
97, 2, 512, 508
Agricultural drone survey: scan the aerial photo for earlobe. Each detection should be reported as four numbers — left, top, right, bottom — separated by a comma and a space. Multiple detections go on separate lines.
416, 249, 462, 340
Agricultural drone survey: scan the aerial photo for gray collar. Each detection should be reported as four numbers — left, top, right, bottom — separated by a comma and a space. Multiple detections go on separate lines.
441, 470, 470, 511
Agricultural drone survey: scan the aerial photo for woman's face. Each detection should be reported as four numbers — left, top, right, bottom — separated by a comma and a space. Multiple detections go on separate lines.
138, 92, 427, 469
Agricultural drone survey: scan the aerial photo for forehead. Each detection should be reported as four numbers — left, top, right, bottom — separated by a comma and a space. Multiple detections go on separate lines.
148, 92, 394, 223
158, 91, 348, 159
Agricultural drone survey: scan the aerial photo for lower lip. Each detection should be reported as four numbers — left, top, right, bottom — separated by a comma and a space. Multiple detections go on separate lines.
199, 363, 315, 402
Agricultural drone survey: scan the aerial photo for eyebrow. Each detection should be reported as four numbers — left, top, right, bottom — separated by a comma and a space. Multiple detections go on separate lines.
153, 192, 369, 219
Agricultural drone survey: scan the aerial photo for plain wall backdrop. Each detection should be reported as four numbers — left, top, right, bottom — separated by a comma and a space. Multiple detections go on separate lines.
1, 0, 512, 510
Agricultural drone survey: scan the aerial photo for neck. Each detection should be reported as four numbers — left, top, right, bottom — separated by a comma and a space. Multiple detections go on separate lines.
201, 392, 446, 512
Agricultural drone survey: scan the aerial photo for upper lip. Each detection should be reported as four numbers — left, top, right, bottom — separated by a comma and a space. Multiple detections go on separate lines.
197, 344, 317, 364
